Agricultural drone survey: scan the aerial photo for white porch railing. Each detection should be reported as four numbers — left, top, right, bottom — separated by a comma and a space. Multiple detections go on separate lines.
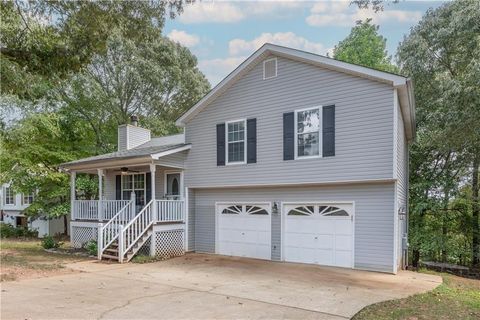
119, 200, 154, 262
72, 200, 98, 220
98, 199, 134, 259
156, 199, 185, 222
72, 200, 130, 221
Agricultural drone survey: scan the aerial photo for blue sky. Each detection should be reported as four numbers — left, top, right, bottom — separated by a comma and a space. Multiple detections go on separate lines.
164, 1, 446, 86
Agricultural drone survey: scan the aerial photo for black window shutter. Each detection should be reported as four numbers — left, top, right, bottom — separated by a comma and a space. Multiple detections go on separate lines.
323, 105, 335, 157
115, 175, 122, 200
216, 123, 226, 166
247, 118, 257, 163
145, 172, 151, 203
283, 112, 295, 160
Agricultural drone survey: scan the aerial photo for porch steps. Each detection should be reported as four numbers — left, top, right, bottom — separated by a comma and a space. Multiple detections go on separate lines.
100, 227, 153, 262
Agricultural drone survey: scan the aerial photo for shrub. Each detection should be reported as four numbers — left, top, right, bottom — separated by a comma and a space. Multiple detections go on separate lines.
84, 240, 98, 256
0, 224, 38, 238
41, 235, 60, 249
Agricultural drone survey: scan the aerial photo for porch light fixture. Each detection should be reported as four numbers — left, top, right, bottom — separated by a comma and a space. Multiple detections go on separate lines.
120, 167, 129, 175
399, 206, 407, 220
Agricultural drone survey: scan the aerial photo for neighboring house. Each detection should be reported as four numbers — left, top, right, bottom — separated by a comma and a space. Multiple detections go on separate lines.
61, 44, 415, 273
0, 183, 65, 237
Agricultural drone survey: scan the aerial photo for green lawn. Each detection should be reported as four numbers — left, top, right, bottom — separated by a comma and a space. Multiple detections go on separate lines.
353, 271, 480, 320
0, 239, 89, 281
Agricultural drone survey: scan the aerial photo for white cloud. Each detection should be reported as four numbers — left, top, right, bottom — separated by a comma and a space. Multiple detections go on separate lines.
229, 32, 326, 56
179, 2, 245, 24
167, 29, 200, 47
198, 56, 247, 86
178, 1, 306, 24
306, 1, 422, 27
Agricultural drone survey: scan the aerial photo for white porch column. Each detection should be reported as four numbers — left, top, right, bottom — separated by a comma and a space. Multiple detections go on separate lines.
150, 164, 157, 223
70, 171, 76, 220
97, 169, 104, 221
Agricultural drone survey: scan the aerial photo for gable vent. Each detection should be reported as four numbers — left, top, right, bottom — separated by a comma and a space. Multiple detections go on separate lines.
263, 58, 277, 79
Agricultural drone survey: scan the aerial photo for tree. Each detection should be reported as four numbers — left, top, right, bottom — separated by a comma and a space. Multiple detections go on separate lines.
1, 0, 186, 100
57, 31, 210, 152
397, 0, 480, 266
351, 0, 400, 12
0, 112, 98, 234
332, 19, 398, 73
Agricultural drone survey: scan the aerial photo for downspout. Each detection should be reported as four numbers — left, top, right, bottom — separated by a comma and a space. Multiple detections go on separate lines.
405, 142, 410, 269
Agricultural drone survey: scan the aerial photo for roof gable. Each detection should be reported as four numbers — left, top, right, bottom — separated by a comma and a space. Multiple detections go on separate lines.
176, 43, 415, 141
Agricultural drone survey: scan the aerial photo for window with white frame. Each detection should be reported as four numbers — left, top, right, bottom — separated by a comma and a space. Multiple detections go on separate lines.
121, 174, 145, 206
296, 107, 321, 158
23, 192, 34, 205
227, 120, 246, 164
4, 186, 14, 205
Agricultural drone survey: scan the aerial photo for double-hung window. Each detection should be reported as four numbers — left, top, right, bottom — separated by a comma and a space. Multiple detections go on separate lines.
121, 174, 145, 206
23, 192, 34, 205
4, 186, 14, 205
226, 120, 246, 164
295, 107, 321, 158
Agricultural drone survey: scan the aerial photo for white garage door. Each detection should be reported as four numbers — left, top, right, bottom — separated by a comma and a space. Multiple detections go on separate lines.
216, 203, 271, 260
283, 203, 354, 268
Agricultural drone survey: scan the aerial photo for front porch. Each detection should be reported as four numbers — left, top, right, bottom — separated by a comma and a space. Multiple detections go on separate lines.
67, 162, 188, 263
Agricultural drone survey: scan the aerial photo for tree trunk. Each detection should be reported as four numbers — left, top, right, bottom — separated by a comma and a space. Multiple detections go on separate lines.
472, 154, 479, 266
442, 191, 450, 263
63, 215, 68, 236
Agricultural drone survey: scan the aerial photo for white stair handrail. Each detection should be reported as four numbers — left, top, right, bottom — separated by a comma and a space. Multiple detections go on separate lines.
120, 200, 154, 262
98, 199, 134, 258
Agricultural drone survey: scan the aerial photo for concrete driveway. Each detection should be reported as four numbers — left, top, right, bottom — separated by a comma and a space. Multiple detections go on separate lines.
1, 253, 441, 320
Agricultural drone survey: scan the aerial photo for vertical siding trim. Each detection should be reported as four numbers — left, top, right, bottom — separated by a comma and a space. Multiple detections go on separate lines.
393, 181, 399, 274
393, 89, 398, 179
185, 186, 189, 251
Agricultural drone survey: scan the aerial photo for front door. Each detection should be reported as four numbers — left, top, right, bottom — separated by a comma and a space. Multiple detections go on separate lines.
121, 173, 146, 212
165, 173, 181, 200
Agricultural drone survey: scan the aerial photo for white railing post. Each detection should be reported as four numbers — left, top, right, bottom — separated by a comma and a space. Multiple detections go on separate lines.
118, 224, 124, 263
97, 169, 103, 221
130, 192, 136, 220
70, 171, 76, 220
97, 223, 103, 260
150, 164, 157, 224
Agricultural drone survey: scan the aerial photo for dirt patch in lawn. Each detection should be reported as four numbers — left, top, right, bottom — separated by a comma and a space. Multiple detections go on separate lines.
0, 239, 92, 282
353, 270, 480, 320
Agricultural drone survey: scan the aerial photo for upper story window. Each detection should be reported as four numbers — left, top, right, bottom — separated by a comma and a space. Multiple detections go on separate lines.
23, 192, 34, 205
226, 120, 246, 164
296, 107, 321, 158
4, 186, 15, 205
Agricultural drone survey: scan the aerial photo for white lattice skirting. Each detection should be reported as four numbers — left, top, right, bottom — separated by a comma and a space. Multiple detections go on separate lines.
71, 225, 98, 248
154, 229, 184, 258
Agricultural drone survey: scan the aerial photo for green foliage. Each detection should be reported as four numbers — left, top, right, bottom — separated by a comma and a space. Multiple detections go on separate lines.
333, 19, 398, 73
131, 254, 163, 264
83, 240, 98, 256
41, 235, 60, 249
397, 0, 480, 266
0, 224, 38, 238
0, 0, 186, 101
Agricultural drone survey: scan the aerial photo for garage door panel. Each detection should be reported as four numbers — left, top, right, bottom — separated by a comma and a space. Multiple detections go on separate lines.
335, 220, 352, 234
217, 204, 271, 260
335, 235, 352, 251
285, 233, 317, 248
334, 250, 352, 268
284, 203, 353, 269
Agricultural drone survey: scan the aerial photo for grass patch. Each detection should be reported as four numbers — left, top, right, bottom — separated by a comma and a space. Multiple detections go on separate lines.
353, 270, 480, 320
0, 239, 90, 281
131, 254, 162, 264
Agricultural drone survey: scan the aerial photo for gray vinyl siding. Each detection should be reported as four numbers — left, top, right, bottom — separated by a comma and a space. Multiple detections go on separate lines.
118, 126, 128, 151
396, 101, 408, 267
192, 182, 396, 273
156, 151, 186, 168
187, 188, 195, 251
184, 55, 394, 187
127, 126, 151, 150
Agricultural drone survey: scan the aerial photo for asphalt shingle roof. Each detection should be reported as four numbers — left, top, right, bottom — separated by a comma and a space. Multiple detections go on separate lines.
61, 143, 188, 167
